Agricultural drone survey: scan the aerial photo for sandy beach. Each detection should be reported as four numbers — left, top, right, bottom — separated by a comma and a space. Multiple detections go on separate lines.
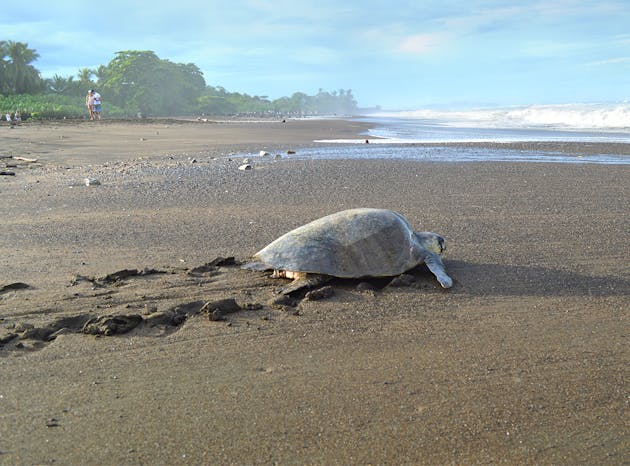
1, 119, 628, 464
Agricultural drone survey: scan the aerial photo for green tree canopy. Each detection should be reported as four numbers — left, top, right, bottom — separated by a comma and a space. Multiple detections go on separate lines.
1, 42, 360, 118
0, 41, 43, 94
48, 74, 75, 95
100, 50, 206, 115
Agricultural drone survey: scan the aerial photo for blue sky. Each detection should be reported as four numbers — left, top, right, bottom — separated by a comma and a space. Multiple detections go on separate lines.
3, 0, 629, 109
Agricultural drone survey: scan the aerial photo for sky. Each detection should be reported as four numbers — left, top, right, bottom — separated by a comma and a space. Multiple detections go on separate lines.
2, 0, 629, 109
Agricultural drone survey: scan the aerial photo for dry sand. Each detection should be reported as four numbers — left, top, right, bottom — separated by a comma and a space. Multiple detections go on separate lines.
0, 119, 628, 464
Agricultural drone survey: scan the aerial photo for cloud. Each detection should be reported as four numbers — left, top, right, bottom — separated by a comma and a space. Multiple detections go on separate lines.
396, 33, 444, 55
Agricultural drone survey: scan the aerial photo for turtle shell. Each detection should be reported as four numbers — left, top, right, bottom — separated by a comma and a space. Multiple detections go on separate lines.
253, 208, 427, 278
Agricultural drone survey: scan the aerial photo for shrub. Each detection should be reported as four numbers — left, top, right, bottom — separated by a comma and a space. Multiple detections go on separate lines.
0, 93, 125, 119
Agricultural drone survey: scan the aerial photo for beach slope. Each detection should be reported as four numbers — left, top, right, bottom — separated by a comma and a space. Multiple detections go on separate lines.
0, 120, 628, 464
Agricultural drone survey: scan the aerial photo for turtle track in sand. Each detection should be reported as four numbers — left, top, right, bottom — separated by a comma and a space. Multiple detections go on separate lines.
0, 257, 441, 356
0, 257, 260, 355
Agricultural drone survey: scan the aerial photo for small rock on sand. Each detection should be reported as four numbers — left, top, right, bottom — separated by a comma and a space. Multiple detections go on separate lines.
201, 298, 242, 321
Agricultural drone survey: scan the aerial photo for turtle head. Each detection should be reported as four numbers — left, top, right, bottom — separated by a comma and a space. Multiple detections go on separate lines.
415, 232, 446, 255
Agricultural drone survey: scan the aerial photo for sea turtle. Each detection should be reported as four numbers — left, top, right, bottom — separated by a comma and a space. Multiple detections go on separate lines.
244, 208, 453, 294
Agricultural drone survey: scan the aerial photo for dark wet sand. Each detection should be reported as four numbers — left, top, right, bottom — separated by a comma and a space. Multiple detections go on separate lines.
0, 119, 628, 464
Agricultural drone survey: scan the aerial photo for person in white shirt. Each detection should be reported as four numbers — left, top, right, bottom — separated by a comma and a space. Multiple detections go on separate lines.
92, 91, 102, 120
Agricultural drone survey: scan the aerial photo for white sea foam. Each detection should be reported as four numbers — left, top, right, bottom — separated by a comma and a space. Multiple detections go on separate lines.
371, 103, 630, 131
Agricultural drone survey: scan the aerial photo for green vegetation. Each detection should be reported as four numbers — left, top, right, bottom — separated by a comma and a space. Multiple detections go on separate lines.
0, 94, 125, 120
0, 40, 44, 95
1, 42, 358, 119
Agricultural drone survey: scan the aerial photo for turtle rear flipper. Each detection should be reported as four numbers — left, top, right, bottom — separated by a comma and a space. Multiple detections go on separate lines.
424, 253, 453, 288
242, 261, 269, 271
279, 273, 330, 295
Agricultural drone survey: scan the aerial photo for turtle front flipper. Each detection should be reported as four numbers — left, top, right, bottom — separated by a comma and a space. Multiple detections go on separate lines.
278, 273, 331, 295
423, 252, 453, 289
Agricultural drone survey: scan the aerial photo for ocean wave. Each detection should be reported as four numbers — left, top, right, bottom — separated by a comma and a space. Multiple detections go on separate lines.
371, 103, 630, 130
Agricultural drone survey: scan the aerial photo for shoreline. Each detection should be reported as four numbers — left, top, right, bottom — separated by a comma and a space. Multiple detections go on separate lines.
3, 118, 630, 167
427, 140, 630, 155
1, 117, 374, 165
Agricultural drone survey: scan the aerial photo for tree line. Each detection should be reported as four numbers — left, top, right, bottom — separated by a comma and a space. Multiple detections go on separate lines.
0, 41, 359, 118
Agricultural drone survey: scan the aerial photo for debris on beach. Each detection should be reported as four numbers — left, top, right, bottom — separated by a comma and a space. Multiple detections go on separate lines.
0, 155, 40, 177
84, 177, 101, 186
287, 150, 296, 155
274, 154, 282, 160
13, 156, 38, 163
259, 150, 270, 157
238, 164, 253, 171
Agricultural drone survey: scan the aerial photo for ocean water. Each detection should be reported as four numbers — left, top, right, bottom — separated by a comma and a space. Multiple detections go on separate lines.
369, 103, 630, 137
303, 103, 630, 165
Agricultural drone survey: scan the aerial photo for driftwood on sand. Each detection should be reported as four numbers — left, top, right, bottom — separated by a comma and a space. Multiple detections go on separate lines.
12, 156, 38, 163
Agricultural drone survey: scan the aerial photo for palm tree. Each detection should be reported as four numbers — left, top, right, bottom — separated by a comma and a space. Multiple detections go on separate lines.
0, 41, 8, 94
48, 74, 75, 95
93, 65, 108, 86
76, 67, 95, 91
3, 41, 42, 94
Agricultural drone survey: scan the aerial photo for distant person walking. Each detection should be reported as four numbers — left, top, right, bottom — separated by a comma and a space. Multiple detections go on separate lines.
92, 90, 102, 120
86, 90, 95, 120
86, 90, 93, 119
